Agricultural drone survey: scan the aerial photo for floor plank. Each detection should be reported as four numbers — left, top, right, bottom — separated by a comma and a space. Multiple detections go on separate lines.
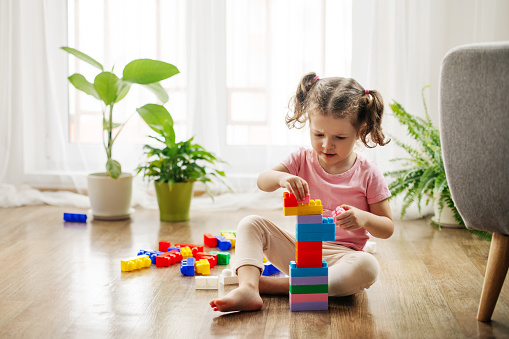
0, 205, 508, 338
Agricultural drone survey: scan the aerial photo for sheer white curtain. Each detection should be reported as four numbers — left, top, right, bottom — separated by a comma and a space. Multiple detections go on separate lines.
1, 0, 508, 211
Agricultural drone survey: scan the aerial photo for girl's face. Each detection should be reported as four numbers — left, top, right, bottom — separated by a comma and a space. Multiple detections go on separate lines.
309, 113, 359, 174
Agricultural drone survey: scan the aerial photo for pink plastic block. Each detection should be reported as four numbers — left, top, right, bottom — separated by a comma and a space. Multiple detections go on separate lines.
297, 195, 310, 204
332, 206, 347, 218
289, 293, 328, 303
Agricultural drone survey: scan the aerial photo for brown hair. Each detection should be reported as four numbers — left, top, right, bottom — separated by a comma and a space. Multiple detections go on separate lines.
287, 72, 390, 148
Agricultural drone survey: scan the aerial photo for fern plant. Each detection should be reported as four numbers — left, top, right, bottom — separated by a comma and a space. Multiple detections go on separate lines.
384, 86, 491, 241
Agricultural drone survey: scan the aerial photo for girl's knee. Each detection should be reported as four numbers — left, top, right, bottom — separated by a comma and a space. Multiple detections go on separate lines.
237, 215, 266, 232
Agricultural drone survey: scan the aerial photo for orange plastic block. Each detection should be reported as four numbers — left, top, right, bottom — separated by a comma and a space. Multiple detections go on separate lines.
204, 234, 217, 247
283, 199, 323, 216
195, 258, 211, 275
159, 241, 171, 252
195, 252, 218, 267
284, 192, 298, 207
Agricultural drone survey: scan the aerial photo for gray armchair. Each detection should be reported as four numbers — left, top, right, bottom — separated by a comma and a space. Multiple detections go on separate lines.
440, 42, 509, 322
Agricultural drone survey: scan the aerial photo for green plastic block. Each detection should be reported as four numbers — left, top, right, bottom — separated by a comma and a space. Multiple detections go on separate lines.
289, 284, 328, 294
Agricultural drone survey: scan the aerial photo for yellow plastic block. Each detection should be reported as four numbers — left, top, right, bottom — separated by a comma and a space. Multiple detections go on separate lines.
180, 246, 193, 259
195, 258, 210, 276
263, 256, 268, 263
283, 199, 323, 216
121, 255, 151, 272
222, 233, 236, 248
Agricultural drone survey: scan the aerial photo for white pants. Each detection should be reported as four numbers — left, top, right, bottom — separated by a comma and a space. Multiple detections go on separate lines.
234, 215, 380, 297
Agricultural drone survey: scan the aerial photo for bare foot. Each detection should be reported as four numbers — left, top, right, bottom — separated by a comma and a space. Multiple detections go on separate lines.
210, 285, 263, 312
259, 276, 290, 295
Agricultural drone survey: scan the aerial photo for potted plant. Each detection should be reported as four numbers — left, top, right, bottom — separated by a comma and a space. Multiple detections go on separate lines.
137, 104, 229, 222
384, 87, 491, 240
62, 47, 179, 220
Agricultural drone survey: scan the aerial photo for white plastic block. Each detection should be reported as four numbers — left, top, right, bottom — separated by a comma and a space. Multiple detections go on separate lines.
219, 269, 239, 285
195, 276, 218, 289
364, 240, 377, 254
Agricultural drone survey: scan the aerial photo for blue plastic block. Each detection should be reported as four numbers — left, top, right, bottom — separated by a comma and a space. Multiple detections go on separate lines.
215, 236, 232, 251
289, 260, 328, 277
181, 257, 196, 276
295, 230, 335, 242
137, 249, 164, 264
262, 262, 280, 276
167, 247, 181, 252
63, 213, 87, 223
296, 219, 335, 234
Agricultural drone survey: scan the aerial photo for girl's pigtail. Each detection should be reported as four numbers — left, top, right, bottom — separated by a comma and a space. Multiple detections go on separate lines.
359, 90, 390, 148
286, 72, 319, 128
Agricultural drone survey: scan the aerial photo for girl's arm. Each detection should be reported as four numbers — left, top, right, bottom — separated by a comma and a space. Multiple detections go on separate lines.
257, 164, 309, 201
336, 199, 394, 239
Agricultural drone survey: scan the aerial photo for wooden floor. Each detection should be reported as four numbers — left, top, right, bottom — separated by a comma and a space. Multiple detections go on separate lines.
0, 205, 508, 338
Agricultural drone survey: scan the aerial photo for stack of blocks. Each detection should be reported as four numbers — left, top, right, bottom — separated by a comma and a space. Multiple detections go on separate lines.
284, 192, 334, 311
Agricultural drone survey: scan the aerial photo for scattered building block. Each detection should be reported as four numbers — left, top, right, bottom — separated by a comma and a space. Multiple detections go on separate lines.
364, 240, 377, 254
195, 276, 218, 289
167, 247, 181, 252
180, 258, 195, 276
195, 252, 218, 267
174, 243, 204, 252
219, 269, 239, 285
222, 233, 236, 248
195, 258, 211, 276
262, 262, 280, 276
156, 250, 182, 267
63, 213, 87, 223
204, 234, 217, 248
221, 230, 237, 236
180, 246, 193, 259
121, 255, 151, 272
137, 249, 164, 264
159, 241, 171, 252
210, 251, 230, 265
263, 256, 268, 263
215, 236, 232, 251
283, 199, 323, 216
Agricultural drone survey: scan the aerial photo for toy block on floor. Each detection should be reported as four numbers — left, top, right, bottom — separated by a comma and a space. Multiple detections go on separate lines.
210, 251, 230, 265
156, 250, 182, 267
195, 252, 218, 267
159, 241, 171, 252
221, 230, 237, 237
222, 233, 236, 248
219, 269, 239, 285
121, 255, 152, 272
180, 247, 193, 259
283, 199, 323, 216
262, 262, 280, 276
174, 243, 204, 253
204, 234, 217, 248
63, 213, 87, 223
180, 258, 195, 276
137, 249, 164, 264
195, 276, 218, 289
195, 258, 211, 276
215, 236, 232, 251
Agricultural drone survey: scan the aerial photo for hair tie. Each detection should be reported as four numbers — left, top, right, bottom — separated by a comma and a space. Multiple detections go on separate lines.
313, 75, 320, 82
365, 89, 370, 94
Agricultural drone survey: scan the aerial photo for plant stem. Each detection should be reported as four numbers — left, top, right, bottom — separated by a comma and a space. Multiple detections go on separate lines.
107, 103, 114, 160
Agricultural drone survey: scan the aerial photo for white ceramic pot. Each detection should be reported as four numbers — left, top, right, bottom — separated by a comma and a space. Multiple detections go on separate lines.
87, 172, 133, 220
432, 194, 462, 228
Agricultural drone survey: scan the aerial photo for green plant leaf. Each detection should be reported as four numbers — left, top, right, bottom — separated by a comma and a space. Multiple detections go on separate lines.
94, 72, 120, 106
61, 46, 103, 71
137, 104, 173, 133
115, 81, 131, 103
122, 59, 179, 84
68, 73, 100, 99
106, 159, 121, 179
143, 83, 169, 103
103, 120, 121, 130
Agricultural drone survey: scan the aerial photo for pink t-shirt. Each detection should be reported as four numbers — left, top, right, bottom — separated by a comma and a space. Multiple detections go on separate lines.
281, 147, 391, 251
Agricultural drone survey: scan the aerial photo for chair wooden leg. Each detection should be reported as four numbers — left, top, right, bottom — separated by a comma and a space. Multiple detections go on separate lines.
477, 232, 509, 322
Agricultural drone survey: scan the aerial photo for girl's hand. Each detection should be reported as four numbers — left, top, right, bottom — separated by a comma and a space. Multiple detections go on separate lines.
279, 174, 309, 202
334, 205, 368, 231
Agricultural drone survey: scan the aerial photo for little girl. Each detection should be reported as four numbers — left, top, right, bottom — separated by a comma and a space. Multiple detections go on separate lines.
210, 73, 394, 312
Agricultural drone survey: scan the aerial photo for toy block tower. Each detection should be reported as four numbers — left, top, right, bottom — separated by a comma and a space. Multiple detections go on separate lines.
284, 192, 334, 311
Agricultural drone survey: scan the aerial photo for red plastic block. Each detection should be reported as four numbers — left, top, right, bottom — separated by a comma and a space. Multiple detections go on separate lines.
283, 192, 298, 207
296, 241, 322, 268
204, 234, 217, 248
175, 243, 204, 253
156, 250, 182, 267
159, 241, 171, 252
195, 252, 218, 267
